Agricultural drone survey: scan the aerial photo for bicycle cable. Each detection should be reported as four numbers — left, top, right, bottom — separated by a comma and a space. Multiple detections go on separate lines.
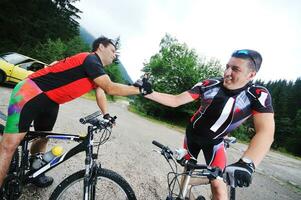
95, 127, 112, 156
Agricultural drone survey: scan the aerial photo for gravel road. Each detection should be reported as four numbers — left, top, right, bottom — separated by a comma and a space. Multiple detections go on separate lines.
0, 85, 300, 200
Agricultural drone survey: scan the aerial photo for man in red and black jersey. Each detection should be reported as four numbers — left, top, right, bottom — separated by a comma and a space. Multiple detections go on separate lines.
143, 49, 275, 200
0, 36, 143, 188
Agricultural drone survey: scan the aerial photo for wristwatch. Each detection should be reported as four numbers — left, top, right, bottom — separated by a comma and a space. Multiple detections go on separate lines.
241, 157, 252, 164
240, 157, 255, 170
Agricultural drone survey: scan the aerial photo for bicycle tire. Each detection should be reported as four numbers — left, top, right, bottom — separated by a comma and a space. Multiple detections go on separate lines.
50, 168, 137, 200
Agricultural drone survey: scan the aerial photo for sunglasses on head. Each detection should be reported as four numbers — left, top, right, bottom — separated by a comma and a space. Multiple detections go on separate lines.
232, 50, 257, 71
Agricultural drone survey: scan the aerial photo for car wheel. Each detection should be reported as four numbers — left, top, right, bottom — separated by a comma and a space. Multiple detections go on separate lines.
0, 71, 6, 84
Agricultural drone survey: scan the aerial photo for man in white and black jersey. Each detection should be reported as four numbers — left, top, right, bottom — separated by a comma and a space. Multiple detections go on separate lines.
138, 49, 275, 200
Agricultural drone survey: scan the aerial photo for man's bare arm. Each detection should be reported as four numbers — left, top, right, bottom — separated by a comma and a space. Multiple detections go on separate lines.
145, 91, 195, 107
95, 87, 108, 115
243, 113, 275, 167
94, 75, 140, 96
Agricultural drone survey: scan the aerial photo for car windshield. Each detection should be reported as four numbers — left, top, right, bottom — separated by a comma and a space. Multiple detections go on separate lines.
18, 61, 44, 71
0, 53, 31, 65
18, 61, 35, 70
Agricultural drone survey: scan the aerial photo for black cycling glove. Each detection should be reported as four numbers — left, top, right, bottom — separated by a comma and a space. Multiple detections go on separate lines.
133, 77, 153, 96
103, 113, 111, 120
224, 158, 255, 188
103, 113, 116, 123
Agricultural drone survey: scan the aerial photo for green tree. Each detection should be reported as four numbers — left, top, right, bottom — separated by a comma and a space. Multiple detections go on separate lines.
104, 62, 126, 101
65, 36, 90, 56
31, 38, 67, 63
132, 34, 222, 123
0, 0, 81, 54
273, 117, 294, 149
231, 123, 251, 141
144, 35, 221, 95
264, 78, 301, 155
30, 36, 90, 63
289, 78, 301, 119
295, 110, 301, 136
105, 63, 125, 84
285, 109, 301, 156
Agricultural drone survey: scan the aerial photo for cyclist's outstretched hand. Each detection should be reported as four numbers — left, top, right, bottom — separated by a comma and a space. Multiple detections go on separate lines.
224, 158, 255, 188
133, 74, 153, 96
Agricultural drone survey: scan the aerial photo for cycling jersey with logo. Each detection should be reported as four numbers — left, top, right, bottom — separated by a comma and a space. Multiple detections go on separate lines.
187, 78, 273, 143
29, 52, 106, 104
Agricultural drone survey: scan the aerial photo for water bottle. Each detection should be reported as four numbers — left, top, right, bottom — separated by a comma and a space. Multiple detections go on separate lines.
31, 146, 63, 169
43, 145, 64, 162
173, 148, 187, 160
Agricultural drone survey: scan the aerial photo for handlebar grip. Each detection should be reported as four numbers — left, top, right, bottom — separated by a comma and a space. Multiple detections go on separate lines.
79, 111, 101, 124
152, 140, 165, 149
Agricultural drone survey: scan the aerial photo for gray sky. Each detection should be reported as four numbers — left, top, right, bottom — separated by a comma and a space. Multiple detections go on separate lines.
74, 0, 301, 82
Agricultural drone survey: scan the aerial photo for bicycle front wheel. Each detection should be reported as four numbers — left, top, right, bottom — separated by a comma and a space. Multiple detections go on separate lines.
50, 168, 136, 200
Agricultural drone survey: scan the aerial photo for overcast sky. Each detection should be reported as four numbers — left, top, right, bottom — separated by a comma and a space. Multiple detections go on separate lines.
74, 0, 301, 82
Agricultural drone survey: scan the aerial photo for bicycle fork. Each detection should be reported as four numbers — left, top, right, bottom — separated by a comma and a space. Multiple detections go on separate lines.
83, 126, 96, 200
82, 125, 104, 200
83, 158, 92, 200
179, 171, 192, 199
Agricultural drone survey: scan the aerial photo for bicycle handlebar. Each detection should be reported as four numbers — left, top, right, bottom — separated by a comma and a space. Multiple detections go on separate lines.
152, 140, 222, 174
152, 140, 235, 198
79, 111, 102, 124
152, 140, 167, 150
79, 111, 117, 129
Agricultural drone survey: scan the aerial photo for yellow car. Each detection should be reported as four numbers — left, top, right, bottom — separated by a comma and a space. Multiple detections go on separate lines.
0, 52, 46, 84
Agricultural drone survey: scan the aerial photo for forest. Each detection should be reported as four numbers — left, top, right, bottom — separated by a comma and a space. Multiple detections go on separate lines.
0, 0, 300, 156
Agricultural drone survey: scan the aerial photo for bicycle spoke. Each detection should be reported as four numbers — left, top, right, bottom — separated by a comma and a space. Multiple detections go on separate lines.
55, 176, 130, 200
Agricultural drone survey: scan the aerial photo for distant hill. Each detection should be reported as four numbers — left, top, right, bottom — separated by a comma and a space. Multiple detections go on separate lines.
79, 27, 95, 46
116, 61, 133, 84
80, 27, 133, 84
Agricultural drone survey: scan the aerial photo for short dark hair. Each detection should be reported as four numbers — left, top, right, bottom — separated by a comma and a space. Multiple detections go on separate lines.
92, 36, 116, 52
231, 49, 262, 72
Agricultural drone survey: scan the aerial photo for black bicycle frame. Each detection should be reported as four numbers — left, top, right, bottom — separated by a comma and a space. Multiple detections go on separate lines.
16, 125, 98, 184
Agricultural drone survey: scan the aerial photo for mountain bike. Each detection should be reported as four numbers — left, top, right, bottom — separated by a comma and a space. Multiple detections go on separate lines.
1, 111, 137, 200
152, 137, 237, 200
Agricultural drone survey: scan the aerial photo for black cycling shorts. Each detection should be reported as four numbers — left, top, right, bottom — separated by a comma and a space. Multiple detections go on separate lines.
183, 135, 227, 170
5, 92, 59, 133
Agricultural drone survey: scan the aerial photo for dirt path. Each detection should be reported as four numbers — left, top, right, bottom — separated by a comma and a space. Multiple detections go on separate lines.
0, 85, 300, 200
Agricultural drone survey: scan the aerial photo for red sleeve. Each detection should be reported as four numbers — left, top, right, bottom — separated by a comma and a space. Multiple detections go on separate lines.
188, 82, 203, 99
188, 79, 215, 100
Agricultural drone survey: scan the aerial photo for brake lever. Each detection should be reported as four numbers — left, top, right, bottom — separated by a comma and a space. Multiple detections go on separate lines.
163, 150, 173, 160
